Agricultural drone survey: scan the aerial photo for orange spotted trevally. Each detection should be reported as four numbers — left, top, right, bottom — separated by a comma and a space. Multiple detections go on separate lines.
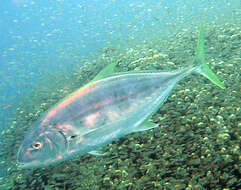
17, 25, 225, 168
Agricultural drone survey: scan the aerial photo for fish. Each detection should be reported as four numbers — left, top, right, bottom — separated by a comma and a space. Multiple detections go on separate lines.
17, 25, 225, 169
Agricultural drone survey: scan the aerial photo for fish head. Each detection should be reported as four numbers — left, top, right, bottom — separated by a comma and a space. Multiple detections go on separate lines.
17, 122, 67, 168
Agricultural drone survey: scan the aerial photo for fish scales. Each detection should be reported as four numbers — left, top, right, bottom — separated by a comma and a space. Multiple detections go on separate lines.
54, 72, 180, 129
63, 72, 182, 146
51, 73, 180, 146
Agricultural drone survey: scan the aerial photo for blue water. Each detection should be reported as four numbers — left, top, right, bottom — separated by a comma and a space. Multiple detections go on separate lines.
0, 0, 240, 187
0, 0, 239, 125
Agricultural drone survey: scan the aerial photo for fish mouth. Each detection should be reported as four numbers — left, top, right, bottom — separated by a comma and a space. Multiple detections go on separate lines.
17, 156, 67, 169
17, 162, 28, 169
16, 145, 26, 167
17, 161, 44, 169
16, 145, 45, 169
17, 152, 39, 169
17, 154, 51, 169
17, 151, 54, 169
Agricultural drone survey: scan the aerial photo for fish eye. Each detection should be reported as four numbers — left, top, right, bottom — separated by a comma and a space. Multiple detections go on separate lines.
32, 142, 43, 149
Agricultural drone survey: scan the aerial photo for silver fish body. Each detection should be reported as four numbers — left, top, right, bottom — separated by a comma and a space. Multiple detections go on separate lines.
17, 70, 188, 168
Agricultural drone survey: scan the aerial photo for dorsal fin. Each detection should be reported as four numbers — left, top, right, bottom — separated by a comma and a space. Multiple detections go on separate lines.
92, 61, 119, 82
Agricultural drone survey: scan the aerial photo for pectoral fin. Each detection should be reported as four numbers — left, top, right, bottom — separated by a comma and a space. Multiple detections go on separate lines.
88, 150, 106, 156
133, 120, 159, 132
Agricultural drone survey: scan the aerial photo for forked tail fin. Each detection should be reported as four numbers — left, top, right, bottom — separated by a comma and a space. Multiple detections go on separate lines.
194, 25, 225, 89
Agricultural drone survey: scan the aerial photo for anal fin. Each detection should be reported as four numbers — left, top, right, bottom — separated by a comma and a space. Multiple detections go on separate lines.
133, 120, 159, 132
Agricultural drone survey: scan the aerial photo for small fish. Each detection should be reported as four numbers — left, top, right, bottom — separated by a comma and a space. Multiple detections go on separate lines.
17, 25, 225, 168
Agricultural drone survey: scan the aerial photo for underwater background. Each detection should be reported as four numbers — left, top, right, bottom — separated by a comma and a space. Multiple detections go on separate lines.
0, 0, 240, 189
